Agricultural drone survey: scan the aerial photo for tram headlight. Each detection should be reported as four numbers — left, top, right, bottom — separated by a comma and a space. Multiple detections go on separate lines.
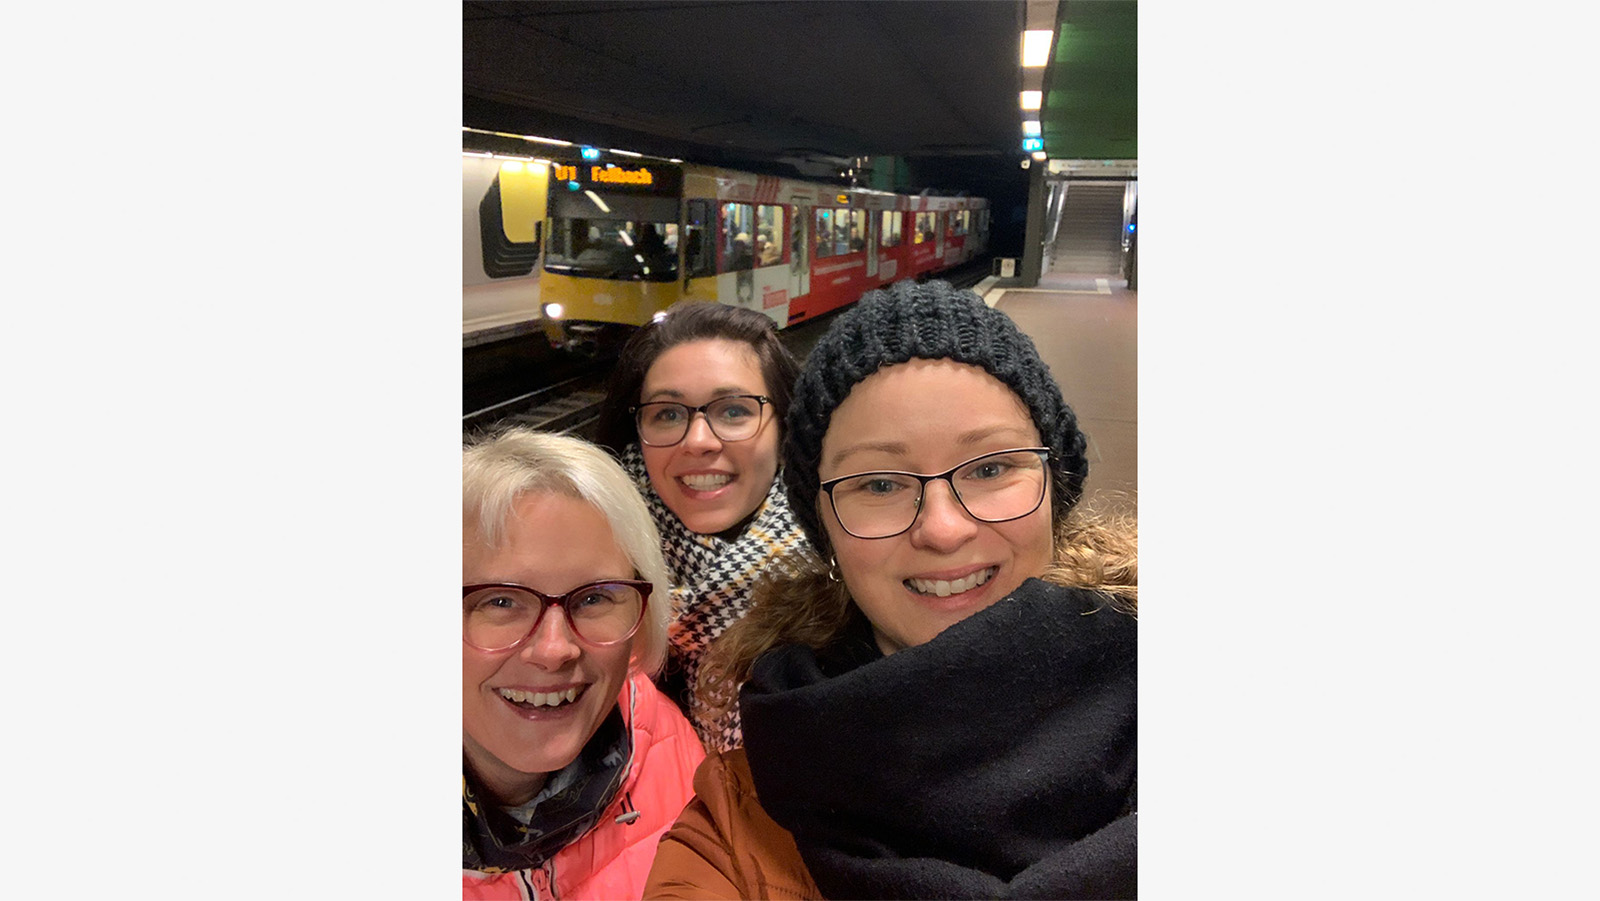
543, 303, 564, 320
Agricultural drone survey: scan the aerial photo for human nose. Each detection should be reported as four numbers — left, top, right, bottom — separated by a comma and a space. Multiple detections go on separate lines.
679, 411, 724, 452
517, 602, 584, 668
907, 478, 979, 551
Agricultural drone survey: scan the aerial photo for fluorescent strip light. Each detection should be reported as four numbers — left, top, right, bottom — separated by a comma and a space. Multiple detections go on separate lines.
1020, 91, 1042, 110
1022, 30, 1052, 67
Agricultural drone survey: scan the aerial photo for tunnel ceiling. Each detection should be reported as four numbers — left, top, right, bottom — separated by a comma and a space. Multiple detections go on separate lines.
463, 0, 1135, 191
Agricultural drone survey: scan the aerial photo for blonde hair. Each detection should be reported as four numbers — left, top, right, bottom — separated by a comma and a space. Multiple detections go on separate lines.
694, 495, 1137, 724
462, 428, 671, 675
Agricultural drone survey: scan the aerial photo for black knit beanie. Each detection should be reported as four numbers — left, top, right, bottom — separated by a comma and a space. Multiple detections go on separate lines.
783, 279, 1089, 556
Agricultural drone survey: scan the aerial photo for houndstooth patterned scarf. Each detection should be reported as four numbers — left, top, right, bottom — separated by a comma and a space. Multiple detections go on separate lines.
620, 443, 805, 752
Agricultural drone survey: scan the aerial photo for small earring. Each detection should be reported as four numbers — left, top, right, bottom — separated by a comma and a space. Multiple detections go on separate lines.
826, 554, 841, 583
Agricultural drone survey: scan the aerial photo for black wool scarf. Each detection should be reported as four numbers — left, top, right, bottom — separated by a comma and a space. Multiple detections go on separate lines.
461, 708, 630, 873
740, 579, 1138, 899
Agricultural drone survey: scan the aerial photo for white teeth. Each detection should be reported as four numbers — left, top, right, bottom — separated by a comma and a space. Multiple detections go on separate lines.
907, 566, 996, 598
499, 687, 580, 707
680, 473, 731, 490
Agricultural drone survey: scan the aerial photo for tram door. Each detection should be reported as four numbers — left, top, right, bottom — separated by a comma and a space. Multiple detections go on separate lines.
866, 211, 878, 280
792, 204, 809, 301
935, 212, 946, 262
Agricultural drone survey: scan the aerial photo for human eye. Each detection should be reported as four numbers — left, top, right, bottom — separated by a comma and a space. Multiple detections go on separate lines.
863, 477, 905, 495
835, 472, 914, 500
568, 583, 634, 617
646, 404, 686, 425
570, 587, 613, 611
968, 459, 1013, 480
712, 397, 759, 421
959, 451, 1039, 484
466, 588, 531, 619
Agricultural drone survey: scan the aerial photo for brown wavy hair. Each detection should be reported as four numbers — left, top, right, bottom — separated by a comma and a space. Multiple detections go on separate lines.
693, 493, 1138, 725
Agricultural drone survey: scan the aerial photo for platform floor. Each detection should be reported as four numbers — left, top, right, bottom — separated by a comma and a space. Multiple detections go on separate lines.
984, 274, 1137, 511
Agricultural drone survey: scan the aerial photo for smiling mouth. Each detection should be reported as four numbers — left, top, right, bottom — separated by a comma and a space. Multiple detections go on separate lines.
679, 473, 732, 491
497, 687, 580, 709
905, 566, 998, 598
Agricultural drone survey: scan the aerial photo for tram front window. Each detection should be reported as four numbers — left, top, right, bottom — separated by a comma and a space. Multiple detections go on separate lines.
545, 192, 679, 281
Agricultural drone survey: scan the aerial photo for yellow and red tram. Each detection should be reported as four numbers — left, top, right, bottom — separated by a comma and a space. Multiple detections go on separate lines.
464, 149, 989, 350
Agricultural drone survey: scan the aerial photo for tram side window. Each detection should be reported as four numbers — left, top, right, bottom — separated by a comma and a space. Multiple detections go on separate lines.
913, 211, 936, 244
879, 210, 902, 248
720, 202, 754, 272
952, 210, 969, 237
842, 209, 865, 253
684, 199, 715, 279
814, 209, 835, 259
755, 204, 784, 267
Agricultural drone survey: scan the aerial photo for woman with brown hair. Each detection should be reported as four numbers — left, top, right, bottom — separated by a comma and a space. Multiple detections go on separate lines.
594, 302, 806, 753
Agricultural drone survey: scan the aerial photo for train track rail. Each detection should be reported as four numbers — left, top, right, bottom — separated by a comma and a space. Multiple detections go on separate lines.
463, 370, 610, 438
463, 258, 995, 439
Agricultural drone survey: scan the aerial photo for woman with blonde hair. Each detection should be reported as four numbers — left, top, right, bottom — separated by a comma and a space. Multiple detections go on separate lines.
645, 281, 1138, 899
462, 429, 704, 900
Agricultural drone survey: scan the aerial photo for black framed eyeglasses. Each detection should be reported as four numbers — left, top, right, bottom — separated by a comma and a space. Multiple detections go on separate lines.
819, 447, 1051, 540
629, 394, 771, 447
463, 580, 652, 652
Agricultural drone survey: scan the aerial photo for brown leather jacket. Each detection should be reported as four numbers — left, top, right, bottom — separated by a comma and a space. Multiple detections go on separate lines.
642, 748, 821, 900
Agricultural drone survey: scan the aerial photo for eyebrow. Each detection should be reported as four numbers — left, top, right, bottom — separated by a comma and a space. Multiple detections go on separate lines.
826, 439, 910, 471
641, 385, 756, 403
826, 425, 1039, 472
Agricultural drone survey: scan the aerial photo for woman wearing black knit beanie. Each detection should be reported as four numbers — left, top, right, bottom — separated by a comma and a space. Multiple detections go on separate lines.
644, 280, 1138, 900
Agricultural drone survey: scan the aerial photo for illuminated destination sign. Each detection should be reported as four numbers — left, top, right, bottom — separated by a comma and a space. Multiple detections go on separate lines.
593, 166, 653, 185
552, 162, 681, 194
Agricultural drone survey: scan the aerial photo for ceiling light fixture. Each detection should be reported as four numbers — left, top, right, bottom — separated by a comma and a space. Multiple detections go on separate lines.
1020, 91, 1042, 111
1022, 30, 1053, 67
1022, 120, 1041, 136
